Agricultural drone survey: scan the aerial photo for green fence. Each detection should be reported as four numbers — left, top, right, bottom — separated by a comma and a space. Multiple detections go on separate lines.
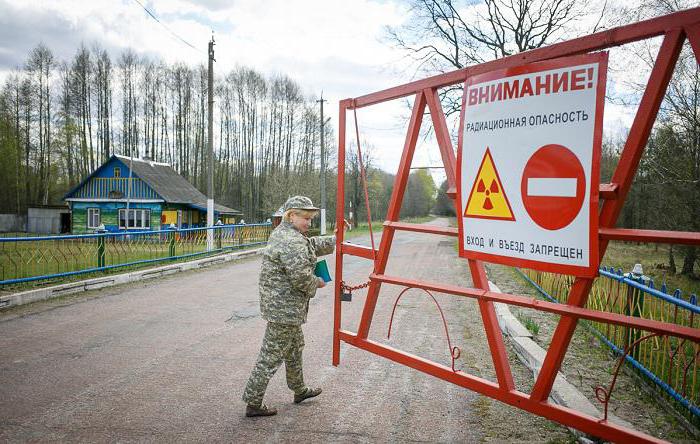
0, 223, 272, 286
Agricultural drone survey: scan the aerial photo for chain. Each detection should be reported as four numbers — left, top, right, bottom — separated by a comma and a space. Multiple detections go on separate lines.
341, 280, 370, 292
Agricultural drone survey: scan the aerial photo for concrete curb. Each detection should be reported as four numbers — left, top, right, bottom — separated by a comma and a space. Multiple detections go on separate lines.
1, 248, 264, 309
488, 280, 633, 441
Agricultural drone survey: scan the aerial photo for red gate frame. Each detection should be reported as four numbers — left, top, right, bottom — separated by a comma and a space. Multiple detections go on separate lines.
333, 7, 700, 444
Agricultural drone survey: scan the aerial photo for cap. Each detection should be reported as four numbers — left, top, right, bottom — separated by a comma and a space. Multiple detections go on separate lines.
283, 195, 319, 212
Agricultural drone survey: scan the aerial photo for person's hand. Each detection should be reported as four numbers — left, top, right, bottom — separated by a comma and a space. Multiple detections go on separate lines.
317, 278, 326, 288
334, 219, 351, 235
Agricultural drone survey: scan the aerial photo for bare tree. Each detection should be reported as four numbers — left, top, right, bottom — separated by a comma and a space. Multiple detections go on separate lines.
57, 62, 76, 186
70, 44, 95, 175
26, 43, 54, 204
119, 50, 142, 159
2, 72, 26, 212
0, 74, 23, 213
94, 47, 113, 161
386, 0, 608, 115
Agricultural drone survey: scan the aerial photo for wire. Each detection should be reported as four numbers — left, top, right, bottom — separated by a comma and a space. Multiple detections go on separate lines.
131, 0, 202, 53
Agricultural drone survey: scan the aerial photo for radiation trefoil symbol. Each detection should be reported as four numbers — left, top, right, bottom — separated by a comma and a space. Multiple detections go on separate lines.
464, 148, 515, 221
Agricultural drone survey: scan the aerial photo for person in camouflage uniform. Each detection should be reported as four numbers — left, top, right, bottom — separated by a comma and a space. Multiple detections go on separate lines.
242, 196, 342, 417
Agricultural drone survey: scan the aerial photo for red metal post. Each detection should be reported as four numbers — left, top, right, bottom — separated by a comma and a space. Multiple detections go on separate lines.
370, 273, 700, 341
599, 227, 700, 245
425, 88, 458, 196
333, 99, 350, 366
469, 258, 515, 390
356, 92, 427, 339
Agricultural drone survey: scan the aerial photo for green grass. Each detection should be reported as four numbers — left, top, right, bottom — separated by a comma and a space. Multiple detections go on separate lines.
602, 241, 699, 297
517, 313, 541, 335
0, 232, 52, 238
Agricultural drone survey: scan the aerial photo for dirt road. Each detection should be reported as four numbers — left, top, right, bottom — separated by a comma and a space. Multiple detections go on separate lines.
0, 218, 572, 442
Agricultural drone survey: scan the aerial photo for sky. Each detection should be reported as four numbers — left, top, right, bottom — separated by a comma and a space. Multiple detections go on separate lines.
0, 0, 432, 177
0, 0, 647, 186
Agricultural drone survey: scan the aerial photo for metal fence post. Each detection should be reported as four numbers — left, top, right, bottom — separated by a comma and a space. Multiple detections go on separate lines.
168, 224, 176, 257
626, 264, 645, 361
97, 236, 105, 268
215, 221, 222, 250
96, 224, 106, 268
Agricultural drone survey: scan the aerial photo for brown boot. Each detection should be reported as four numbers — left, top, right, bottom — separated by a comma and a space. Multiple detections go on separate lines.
245, 403, 277, 417
294, 387, 322, 404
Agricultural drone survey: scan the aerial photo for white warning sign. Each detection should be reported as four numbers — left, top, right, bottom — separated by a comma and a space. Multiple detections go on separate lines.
457, 53, 608, 277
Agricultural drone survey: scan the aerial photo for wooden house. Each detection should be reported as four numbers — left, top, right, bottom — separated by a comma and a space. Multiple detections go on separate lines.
64, 155, 242, 233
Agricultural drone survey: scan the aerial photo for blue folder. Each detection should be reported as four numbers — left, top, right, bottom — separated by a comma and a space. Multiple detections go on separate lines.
314, 259, 332, 282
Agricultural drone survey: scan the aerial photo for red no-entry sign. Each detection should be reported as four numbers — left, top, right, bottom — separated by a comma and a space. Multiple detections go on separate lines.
521, 144, 585, 231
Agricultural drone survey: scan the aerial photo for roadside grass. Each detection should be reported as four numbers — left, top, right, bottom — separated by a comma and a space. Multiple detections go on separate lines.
504, 264, 700, 439
0, 226, 271, 294
0, 232, 48, 238
601, 241, 699, 297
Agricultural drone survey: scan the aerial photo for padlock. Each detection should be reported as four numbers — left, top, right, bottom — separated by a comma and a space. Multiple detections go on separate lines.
341, 289, 352, 302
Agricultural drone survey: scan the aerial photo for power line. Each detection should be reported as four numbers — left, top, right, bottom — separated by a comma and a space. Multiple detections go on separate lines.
131, 0, 202, 53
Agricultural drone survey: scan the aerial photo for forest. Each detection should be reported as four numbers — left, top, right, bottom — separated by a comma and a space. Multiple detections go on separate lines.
0, 43, 436, 225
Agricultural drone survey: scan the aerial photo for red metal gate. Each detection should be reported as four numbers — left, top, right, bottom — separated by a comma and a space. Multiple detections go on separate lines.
333, 8, 700, 443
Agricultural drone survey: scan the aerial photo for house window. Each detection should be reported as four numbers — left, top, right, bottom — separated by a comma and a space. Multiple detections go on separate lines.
87, 208, 101, 229
114, 167, 121, 178
118, 209, 151, 229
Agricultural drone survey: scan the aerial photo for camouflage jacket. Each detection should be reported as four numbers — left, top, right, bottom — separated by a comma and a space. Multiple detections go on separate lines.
259, 221, 336, 325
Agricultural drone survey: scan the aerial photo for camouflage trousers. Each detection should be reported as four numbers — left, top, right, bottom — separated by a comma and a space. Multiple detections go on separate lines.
242, 322, 306, 406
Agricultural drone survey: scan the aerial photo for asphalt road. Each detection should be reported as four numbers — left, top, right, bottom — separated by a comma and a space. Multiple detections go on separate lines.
0, 218, 570, 442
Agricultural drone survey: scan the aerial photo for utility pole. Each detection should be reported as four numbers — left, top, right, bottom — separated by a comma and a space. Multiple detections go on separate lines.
206, 35, 215, 250
317, 93, 327, 235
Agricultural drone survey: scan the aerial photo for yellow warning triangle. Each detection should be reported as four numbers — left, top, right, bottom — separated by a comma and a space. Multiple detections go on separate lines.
464, 148, 515, 221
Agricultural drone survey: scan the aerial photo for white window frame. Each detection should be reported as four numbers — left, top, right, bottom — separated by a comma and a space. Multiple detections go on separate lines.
114, 167, 121, 178
118, 208, 151, 229
87, 208, 101, 229
142, 210, 151, 229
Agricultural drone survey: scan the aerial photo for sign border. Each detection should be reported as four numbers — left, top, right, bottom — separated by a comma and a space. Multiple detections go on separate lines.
456, 52, 608, 277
